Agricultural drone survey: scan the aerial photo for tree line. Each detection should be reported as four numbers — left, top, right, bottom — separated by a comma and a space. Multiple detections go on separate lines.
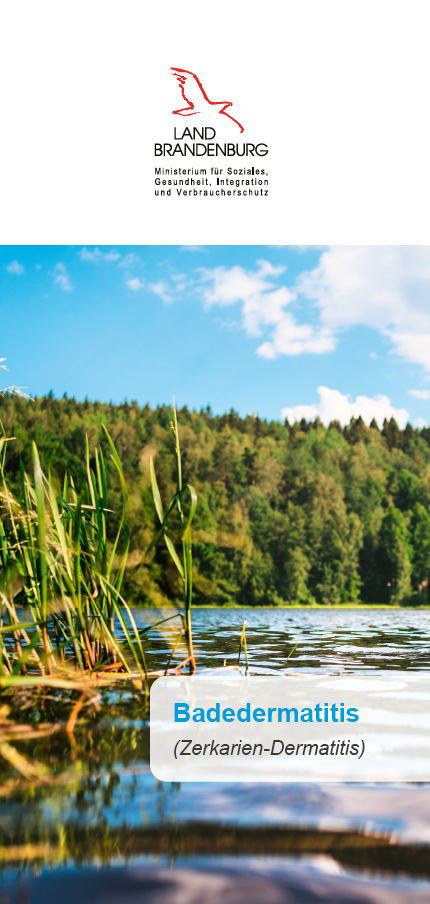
1, 392, 430, 606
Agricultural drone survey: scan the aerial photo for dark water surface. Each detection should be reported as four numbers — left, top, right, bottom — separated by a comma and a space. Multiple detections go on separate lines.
2, 608, 430, 903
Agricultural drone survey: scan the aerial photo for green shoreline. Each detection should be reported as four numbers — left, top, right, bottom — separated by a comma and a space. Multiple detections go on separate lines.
139, 602, 430, 610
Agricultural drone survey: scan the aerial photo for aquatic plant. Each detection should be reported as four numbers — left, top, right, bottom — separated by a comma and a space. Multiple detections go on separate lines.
0, 423, 149, 684
0, 399, 200, 692
285, 642, 299, 664
237, 620, 248, 669
146, 399, 197, 672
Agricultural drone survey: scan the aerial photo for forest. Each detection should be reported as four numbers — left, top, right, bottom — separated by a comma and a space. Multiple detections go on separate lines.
1, 392, 430, 607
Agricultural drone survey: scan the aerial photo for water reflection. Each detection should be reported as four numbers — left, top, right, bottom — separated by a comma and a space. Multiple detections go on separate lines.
4, 857, 430, 904
2, 609, 430, 901
135, 608, 430, 673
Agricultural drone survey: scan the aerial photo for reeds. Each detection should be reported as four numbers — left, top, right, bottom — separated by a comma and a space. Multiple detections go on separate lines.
0, 401, 258, 697
0, 422, 150, 685
285, 642, 299, 665
146, 398, 197, 672
237, 620, 248, 669
0, 397, 201, 691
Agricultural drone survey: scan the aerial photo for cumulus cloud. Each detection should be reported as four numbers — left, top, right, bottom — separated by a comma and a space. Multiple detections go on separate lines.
53, 262, 72, 291
295, 245, 430, 370
6, 260, 24, 275
149, 280, 174, 303
197, 260, 333, 355
126, 277, 144, 291
199, 261, 286, 316
407, 389, 430, 399
126, 272, 188, 302
282, 386, 410, 429
197, 247, 430, 369
257, 317, 335, 358
79, 247, 121, 263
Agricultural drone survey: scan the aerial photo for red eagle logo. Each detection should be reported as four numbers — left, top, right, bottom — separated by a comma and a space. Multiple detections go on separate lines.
171, 67, 244, 134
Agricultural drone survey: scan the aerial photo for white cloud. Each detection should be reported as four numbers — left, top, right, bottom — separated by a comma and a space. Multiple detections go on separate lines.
282, 386, 410, 429
197, 247, 430, 370
127, 271, 188, 302
149, 280, 174, 303
257, 317, 335, 357
282, 402, 321, 422
80, 248, 103, 263
171, 273, 190, 291
79, 247, 121, 263
295, 245, 430, 370
199, 261, 286, 314
6, 260, 24, 275
407, 389, 430, 399
118, 253, 140, 269
53, 262, 72, 291
288, 245, 324, 253
197, 260, 333, 356
268, 245, 326, 253
181, 245, 205, 252
414, 417, 427, 428
126, 277, 144, 291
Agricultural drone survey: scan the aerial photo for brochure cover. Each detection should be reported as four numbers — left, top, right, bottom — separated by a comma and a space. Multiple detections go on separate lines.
1, 3, 430, 904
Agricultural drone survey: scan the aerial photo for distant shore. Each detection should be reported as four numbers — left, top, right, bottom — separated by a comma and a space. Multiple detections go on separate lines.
137, 602, 430, 610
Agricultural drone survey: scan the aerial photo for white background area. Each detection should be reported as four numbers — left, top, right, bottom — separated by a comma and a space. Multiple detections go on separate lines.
0, 1, 429, 243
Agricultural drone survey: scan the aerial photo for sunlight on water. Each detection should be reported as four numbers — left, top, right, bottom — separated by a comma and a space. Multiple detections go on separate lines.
3, 610, 430, 901
134, 608, 430, 673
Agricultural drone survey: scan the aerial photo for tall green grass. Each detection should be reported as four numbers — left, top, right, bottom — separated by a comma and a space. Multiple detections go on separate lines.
0, 423, 151, 684
0, 401, 199, 686
146, 399, 197, 671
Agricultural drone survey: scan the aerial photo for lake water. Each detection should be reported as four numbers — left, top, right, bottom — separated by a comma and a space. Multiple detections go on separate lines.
2, 608, 430, 903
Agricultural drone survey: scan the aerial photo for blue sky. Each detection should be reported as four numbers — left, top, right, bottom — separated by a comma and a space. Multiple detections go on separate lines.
2, 245, 430, 426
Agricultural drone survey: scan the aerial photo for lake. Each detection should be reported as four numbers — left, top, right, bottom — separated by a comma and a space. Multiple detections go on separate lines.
2, 608, 430, 903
